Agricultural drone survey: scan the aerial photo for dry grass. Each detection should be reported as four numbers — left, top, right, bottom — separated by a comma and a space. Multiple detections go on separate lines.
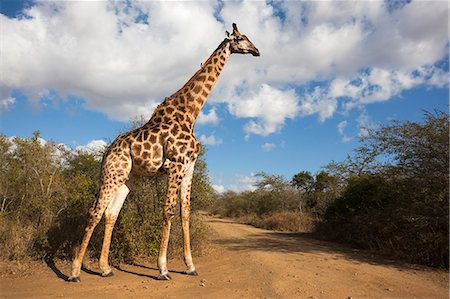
0, 219, 37, 260
168, 212, 214, 258
237, 211, 317, 233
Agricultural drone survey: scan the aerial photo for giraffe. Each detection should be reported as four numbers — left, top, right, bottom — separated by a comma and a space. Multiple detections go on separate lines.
68, 23, 259, 282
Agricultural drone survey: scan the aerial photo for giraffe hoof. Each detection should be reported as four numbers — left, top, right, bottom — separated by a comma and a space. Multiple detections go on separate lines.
185, 270, 198, 276
67, 276, 81, 283
102, 271, 114, 277
157, 274, 172, 280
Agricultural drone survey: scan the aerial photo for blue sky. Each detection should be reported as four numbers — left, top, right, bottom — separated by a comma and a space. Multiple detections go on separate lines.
1, 1, 448, 192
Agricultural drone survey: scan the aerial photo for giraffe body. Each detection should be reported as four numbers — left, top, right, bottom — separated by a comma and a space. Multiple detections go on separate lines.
69, 23, 259, 282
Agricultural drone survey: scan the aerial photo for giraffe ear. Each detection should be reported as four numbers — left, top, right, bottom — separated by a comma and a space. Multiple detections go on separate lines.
225, 30, 231, 38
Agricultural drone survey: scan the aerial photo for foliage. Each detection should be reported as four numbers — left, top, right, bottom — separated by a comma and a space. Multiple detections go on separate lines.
237, 211, 317, 233
213, 110, 449, 269
0, 129, 214, 263
322, 110, 449, 268
291, 170, 342, 215
291, 171, 315, 194
215, 173, 300, 218
213, 173, 317, 233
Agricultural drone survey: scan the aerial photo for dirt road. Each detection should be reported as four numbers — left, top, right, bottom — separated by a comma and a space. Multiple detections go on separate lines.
1, 216, 448, 298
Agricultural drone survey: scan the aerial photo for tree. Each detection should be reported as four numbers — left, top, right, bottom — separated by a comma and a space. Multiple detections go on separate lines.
255, 172, 290, 192
291, 171, 314, 194
323, 110, 449, 268
313, 171, 342, 215
359, 110, 449, 202
291, 170, 341, 215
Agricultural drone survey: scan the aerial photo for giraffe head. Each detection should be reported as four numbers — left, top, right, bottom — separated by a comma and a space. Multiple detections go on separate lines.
226, 23, 260, 56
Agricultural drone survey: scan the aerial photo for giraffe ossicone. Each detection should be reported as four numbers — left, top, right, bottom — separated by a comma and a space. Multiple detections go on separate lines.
68, 23, 259, 282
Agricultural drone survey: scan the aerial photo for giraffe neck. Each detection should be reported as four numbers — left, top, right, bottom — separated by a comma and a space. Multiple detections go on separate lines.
166, 39, 231, 123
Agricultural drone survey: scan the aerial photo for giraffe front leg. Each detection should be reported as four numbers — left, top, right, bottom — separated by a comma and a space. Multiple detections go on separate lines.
157, 162, 183, 280
157, 212, 173, 280
180, 159, 197, 276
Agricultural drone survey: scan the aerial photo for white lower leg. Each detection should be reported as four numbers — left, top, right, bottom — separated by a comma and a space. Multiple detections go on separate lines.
180, 160, 196, 274
182, 224, 196, 273
157, 257, 168, 275
158, 218, 172, 276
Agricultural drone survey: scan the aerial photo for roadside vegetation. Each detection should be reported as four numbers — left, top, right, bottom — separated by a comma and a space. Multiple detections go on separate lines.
0, 110, 447, 270
0, 129, 214, 265
212, 110, 449, 269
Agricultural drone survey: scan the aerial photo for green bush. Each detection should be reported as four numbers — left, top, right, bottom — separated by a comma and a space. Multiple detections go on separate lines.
322, 174, 448, 268
213, 110, 449, 269
241, 211, 316, 233
321, 111, 449, 268
0, 132, 213, 264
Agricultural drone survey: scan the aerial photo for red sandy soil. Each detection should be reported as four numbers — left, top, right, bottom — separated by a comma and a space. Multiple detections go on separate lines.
1, 216, 448, 299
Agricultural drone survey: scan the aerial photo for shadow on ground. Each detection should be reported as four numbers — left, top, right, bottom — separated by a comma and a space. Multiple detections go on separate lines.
116, 262, 196, 280
44, 257, 107, 282
44, 257, 69, 281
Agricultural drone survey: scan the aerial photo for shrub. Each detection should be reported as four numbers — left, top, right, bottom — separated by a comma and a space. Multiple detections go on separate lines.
241, 211, 316, 233
0, 132, 213, 264
320, 110, 449, 268
0, 218, 36, 260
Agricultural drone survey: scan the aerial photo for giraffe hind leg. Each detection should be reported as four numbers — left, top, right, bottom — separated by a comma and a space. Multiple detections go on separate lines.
157, 161, 187, 280
99, 183, 130, 277
180, 159, 197, 276
68, 189, 110, 282
68, 145, 133, 282
68, 180, 126, 282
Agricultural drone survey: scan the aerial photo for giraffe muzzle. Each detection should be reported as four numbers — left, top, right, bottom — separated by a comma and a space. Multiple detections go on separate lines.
251, 48, 260, 56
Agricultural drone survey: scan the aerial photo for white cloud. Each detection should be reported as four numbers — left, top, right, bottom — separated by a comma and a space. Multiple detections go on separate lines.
0, 97, 15, 114
197, 107, 219, 125
229, 84, 299, 137
261, 142, 276, 152
325, 65, 448, 114
342, 135, 352, 144
337, 121, 347, 135
1, 1, 448, 135
76, 139, 107, 155
1, 1, 223, 121
199, 134, 222, 146
229, 173, 258, 193
212, 184, 226, 194
7, 135, 76, 164
298, 86, 337, 122
357, 109, 377, 138
337, 120, 352, 143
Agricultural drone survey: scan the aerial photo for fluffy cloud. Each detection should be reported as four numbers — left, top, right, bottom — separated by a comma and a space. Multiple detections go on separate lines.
228, 84, 299, 137
261, 142, 276, 152
75, 139, 107, 155
337, 121, 347, 135
1, 1, 448, 136
197, 107, 219, 125
6, 136, 103, 163
0, 97, 15, 114
199, 134, 222, 146
357, 109, 377, 138
229, 173, 258, 193
212, 184, 226, 194
337, 120, 352, 143
1, 1, 223, 121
